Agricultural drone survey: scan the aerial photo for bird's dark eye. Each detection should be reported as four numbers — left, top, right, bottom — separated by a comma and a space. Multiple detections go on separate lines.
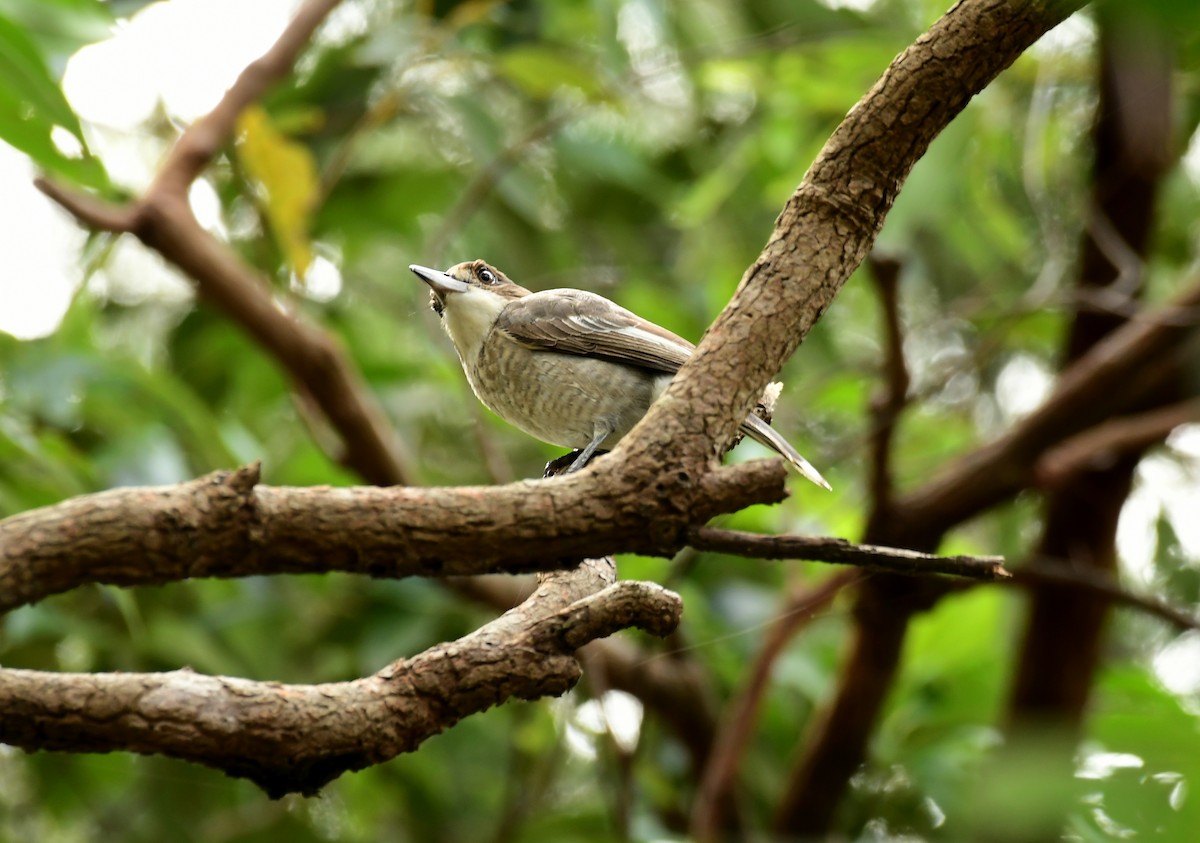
478, 268, 497, 285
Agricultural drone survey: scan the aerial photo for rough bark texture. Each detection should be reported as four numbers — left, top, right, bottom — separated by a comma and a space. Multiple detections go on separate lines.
622, 0, 1085, 483
0, 563, 680, 797
0, 461, 785, 612
22, 0, 1135, 811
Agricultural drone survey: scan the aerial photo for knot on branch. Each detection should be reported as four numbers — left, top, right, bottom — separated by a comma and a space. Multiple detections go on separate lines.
546, 580, 683, 651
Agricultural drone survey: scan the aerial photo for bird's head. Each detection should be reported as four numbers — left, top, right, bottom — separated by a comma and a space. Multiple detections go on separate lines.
409, 260, 530, 318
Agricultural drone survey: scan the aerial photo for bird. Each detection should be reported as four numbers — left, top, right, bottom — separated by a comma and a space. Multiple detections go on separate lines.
409, 260, 830, 489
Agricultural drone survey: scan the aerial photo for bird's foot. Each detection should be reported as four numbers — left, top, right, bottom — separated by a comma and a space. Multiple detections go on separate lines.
544, 449, 609, 478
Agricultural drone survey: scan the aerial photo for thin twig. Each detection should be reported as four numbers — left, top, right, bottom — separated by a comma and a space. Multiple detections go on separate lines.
1012, 561, 1200, 633
691, 570, 860, 841
865, 252, 909, 511
688, 526, 1010, 581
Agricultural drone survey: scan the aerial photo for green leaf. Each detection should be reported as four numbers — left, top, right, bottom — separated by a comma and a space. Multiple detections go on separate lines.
0, 11, 107, 187
0, 0, 113, 59
0, 13, 80, 131
498, 45, 607, 100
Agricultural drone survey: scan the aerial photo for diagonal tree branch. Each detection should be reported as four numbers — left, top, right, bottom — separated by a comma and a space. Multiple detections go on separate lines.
149, 0, 345, 196
776, 9, 1181, 837
36, 0, 413, 487
26, 0, 743, 789
1036, 398, 1200, 488
614, 0, 1086, 487
892, 276, 1200, 543
0, 566, 681, 798
691, 571, 860, 841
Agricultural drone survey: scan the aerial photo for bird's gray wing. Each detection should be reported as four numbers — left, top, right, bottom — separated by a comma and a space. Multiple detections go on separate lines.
494, 289, 694, 374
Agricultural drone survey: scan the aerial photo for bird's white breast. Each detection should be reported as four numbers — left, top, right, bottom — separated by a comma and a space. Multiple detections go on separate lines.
440, 286, 509, 372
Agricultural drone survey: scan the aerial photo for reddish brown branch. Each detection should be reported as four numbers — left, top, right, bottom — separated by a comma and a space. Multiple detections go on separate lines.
688, 526, 1009, 580
0, 572, 681, 798
147, 0, 344, 197
1036, 398, 1200, 488
36, 0, 413, 487
691, 571, 860, 841
866, 253, 909, 509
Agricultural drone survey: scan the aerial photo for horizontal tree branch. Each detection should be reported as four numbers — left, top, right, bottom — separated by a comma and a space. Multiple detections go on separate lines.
687, 526, 1010, 580
0, 462, 786, 613
0, 565, 680, 797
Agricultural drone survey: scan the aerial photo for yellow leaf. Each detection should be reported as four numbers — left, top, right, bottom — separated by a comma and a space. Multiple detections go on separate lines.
235, 105, 317, 279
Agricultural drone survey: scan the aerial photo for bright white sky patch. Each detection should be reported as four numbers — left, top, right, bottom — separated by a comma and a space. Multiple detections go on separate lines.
63, 0, 302, 127
816, 0, 879, 11
995, 353, 1054, 422
1077, 751, 1145, 780
292, 252, 344, 302
1032, 13, 1096, 59
1118, 452, 1200, 588
0, 144, 86, 339
0, 0, 302, 340
1154, 631, 1200, 697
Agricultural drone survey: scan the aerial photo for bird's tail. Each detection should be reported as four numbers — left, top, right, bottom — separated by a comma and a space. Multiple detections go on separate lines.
739, 413, 831, 490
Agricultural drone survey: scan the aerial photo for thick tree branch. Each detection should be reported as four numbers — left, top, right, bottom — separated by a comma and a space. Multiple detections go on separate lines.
779, 11, 1180, 838
28, 0, 772, 786
0, 567, 681, 798
687, 526, 1009, 580
0, 461, 786, 613
616, 0, 1085, 484
768, 4, 1089, 833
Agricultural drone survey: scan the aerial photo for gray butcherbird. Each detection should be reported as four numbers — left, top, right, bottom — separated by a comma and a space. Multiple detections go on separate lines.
409, 260, 830, 489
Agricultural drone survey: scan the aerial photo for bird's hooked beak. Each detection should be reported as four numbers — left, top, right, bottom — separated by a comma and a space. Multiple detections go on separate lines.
409, 264, 469, 295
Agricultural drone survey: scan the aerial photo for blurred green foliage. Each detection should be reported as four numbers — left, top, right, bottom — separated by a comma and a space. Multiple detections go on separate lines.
1, 0, 1200, 841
